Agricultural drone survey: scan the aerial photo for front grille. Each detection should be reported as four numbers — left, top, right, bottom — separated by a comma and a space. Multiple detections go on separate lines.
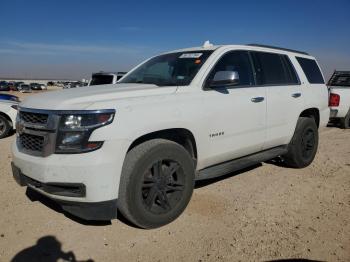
19, 133, 44, 152
20, 111, 48, 125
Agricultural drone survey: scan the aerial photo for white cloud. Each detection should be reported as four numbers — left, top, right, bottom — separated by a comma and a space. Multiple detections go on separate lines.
1, 41, 146, 55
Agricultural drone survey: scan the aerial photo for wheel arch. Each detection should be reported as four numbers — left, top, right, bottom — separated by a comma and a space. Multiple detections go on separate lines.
299, 108, 320, 128
0, 112, 13, 127
127, 128, 198, 165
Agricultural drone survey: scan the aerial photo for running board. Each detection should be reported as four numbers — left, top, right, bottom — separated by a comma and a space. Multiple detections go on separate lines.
195, 146, 288, 181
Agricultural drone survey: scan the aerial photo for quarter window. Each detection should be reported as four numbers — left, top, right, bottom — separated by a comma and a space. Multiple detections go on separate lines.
296, 57, 324, 84
206, 51, 254, 87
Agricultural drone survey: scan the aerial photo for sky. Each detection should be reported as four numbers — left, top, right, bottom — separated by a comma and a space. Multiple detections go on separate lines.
0, 0, 349, 80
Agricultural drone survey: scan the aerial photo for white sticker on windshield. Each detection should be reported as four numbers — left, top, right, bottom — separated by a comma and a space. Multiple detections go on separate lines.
179, 53, 203, 58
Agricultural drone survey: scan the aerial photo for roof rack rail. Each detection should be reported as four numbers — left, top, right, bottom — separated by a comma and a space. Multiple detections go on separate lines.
247, 44, 309, 55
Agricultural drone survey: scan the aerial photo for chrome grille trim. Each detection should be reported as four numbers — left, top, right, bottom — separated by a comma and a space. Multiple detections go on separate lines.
16, 108, 60, 157
19, 111, 48, 125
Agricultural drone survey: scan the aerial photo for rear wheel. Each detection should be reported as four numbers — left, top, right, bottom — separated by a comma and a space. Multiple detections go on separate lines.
340, 110, 350, 129
283, 117, 318, 168
118, 139, 195, 229
0, 115, 11, 139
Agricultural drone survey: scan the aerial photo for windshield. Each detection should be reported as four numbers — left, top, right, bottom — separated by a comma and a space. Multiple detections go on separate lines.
119, 51, 213, 86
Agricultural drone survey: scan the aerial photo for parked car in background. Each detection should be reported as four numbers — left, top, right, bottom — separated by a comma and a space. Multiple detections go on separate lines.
30, 83, 43, 90
18, 84, 32, 93
11, 43, 329, 228
63, 81, 88, 89
12, 82, 24, 91
7, 82, 16, 91
0, 94, 18, 138
39, 84, 47, 90
0, 93, 20, 102
89, 72, 126, 86
0, 81, 10, 91
328, 71, 350, 128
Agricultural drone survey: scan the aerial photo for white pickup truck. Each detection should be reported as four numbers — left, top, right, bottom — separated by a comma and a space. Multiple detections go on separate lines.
328, 71, 350, 129
0, 94, 19, 138
11, 43, 329, 228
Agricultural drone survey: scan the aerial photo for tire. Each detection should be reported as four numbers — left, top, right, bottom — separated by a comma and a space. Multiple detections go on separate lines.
0, 115, 11, 139
283, 117, 318, 168
118, 139, 195, 229
340, 110, 350, 129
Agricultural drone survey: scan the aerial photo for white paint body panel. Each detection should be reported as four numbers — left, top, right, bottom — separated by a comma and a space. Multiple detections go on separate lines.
0, 100, 18, 128
12, 45, 329, 203
329, 86, 350, 118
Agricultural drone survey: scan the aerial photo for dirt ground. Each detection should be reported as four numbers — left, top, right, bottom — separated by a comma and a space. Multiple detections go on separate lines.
0, 91, 349, 262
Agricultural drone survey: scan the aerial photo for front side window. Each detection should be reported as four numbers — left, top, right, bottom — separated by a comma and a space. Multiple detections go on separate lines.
206, 51, 254, 87
119, 51, 213, 86
296, 57, 324, 84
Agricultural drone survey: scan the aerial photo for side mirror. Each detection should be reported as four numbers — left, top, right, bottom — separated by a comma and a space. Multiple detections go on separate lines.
209, 71, 239, 88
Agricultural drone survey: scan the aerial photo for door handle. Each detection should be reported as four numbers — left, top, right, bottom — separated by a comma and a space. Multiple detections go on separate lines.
251, 97, 265, 103
291, 93, 302, 98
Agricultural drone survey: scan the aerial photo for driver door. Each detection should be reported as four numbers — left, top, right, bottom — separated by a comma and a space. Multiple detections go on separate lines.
199, 51, 267, 167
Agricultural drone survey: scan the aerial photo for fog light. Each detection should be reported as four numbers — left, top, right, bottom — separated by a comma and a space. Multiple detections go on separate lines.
61, 132, 84, 145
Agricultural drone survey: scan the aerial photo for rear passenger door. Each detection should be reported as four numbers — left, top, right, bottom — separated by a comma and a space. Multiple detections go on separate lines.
251, 52, 303, 149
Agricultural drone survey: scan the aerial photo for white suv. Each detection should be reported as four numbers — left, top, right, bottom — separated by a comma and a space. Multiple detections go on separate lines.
11, 43, 329, 228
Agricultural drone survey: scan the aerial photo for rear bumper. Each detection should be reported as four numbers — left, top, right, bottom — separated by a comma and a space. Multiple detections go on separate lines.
329, 109, 339, 118
12, 162, 117, 220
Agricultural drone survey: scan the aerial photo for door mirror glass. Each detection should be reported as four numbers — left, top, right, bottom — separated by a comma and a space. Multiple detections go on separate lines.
210, 71, 240, 88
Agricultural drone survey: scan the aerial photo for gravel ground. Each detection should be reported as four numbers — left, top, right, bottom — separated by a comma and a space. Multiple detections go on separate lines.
0, 92, 349, 262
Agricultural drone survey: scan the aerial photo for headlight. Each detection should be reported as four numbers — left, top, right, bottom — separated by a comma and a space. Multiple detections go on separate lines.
55, 110, 115, 154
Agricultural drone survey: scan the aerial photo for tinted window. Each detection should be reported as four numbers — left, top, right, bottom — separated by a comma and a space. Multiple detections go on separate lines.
207, 51, 254, 86
252, 52, 288, 85
296, 57, 324, 84
281, 55, 299, 84
90, 75, 114, 85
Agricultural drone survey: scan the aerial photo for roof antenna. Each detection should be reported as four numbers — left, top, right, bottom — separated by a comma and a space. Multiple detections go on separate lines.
203, 40, 213, 48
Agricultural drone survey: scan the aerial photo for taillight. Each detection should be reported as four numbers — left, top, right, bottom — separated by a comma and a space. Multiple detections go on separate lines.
329, 93, 340, 107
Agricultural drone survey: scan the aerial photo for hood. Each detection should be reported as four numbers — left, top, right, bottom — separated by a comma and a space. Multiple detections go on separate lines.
0, 100, 18, 106
20, 83, 177, 110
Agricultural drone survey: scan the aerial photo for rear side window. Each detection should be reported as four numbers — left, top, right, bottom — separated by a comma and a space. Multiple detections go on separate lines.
296, 57, 324, 84
251, 52, 299, 85
281, 55, 299, 84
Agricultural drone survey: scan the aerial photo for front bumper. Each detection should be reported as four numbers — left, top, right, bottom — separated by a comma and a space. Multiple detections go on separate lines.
12, 139, 129, 202
12, 162, 118, 220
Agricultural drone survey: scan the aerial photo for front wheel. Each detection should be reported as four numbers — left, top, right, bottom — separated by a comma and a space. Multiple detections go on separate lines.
283, 117, 319, 168
118, 139, 195, 229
